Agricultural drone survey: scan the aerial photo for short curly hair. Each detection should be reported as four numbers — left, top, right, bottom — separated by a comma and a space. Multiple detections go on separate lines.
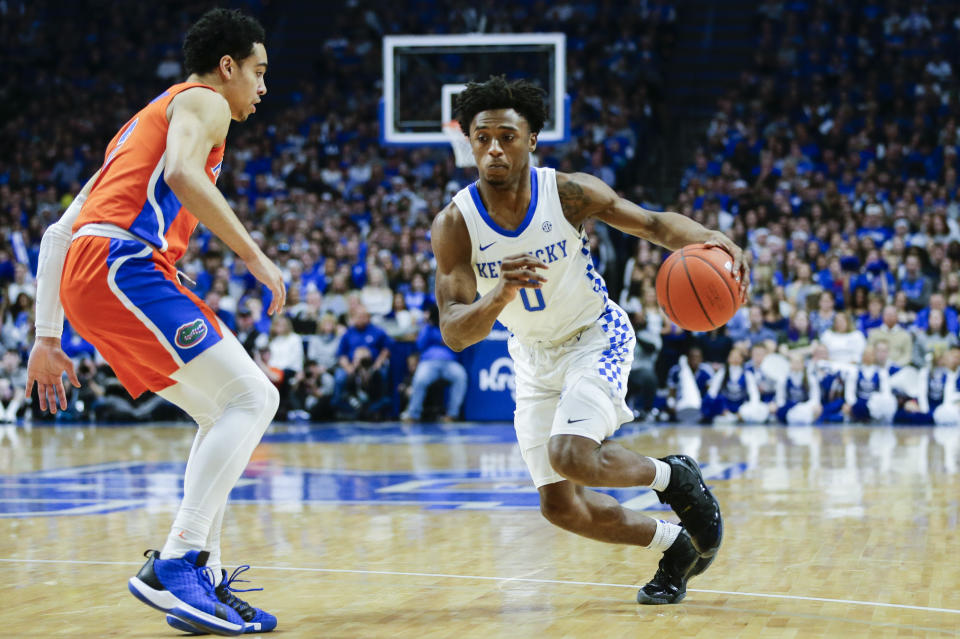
455, 76, 548, 136
183, 8, 266, 76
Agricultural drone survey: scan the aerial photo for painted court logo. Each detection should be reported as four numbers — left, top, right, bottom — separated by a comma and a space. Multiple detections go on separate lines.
175, 319, 208, 349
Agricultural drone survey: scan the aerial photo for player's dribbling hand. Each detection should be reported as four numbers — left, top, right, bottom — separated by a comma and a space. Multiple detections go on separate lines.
493, 254, 548, 304
25, 337, 81, 414
246, 250, 287, 315
704, 232, 750, 304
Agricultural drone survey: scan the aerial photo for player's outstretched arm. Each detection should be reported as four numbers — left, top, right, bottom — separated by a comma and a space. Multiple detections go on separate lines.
165, 88, 285, 315
556, 171, 748, 301
431, 203, 547, 351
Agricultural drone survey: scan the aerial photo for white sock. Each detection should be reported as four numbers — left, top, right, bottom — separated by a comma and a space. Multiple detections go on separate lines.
204, 505, 226, 586
646, 519, 683, 553
161, 428, 211, 559
648, 457, 671, 491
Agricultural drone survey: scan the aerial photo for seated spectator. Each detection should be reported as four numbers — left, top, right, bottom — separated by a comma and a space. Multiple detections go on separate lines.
738, 306, 779, 349
809, 343, 847, 424
703, 347, 769, 424
857, 294, 885, 335
897, 253, 932, 312
268, 315, 304, 375
3, 292, 34, 355
288, 359, 335, 422
867, 305, 914, 366
665, 346, 712, 422
784, 262, 822, 311
843, 345, 897, 423
808, 291, 837, 336
821, 312, 867, 365
774, 352, 822, 425
910, 308, 959, 367
893, 290, 918, 328
289, 285, 324, 335
360, 266, 393, 321
305, 313, 343, 374
894, 349, 960, 426
744, 343, 777, 403
759, 292, 789, 338
381, 291, 419, 341
400, 306, 467, 423
914, 293, 959, 335
336, 345, 391, 420
697, 325, 734, 367
321, 272, 352, 321
781, 309, 815, 354
847, 285, 870, 320
6, 263, 35, 304
724, 305, 751, 343
401, 272, 434, 311
333, 305, 391, 418
872, 339, 902, 378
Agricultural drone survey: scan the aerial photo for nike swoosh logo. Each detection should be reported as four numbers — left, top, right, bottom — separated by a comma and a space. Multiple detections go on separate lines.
479, 242, 496, 251
567, 418, 589, 424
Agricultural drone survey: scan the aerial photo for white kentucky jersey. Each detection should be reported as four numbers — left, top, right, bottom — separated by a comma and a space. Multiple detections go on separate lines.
452, 167, 608, 342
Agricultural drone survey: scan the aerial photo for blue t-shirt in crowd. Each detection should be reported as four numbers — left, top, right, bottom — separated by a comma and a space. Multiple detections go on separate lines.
915, 307, 959, 334
416, 324, 456, 362
337, 323, 390, 361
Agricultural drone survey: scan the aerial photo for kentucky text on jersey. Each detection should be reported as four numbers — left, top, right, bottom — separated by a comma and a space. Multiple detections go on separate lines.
476, 240, 569, 278
452, 167, 607, 341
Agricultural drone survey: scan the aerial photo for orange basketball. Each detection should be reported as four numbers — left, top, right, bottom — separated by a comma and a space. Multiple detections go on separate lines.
655, 243, 742, 332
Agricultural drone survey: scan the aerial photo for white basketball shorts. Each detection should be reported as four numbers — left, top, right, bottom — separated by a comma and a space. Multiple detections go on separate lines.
508, 303, 635, 487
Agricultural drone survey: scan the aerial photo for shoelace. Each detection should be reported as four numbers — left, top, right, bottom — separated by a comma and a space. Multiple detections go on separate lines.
195, 564, 221, 599
216, 565, 263, 620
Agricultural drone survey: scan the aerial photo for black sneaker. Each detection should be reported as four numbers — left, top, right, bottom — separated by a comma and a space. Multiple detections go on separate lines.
654, 455, 723, 556
637, 530, 699, 605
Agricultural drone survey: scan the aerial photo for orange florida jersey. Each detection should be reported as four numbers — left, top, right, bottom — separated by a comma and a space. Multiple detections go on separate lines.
76, 83, 226, 264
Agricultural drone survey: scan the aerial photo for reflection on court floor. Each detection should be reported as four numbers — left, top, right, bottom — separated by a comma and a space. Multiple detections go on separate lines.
0, 422, 748, 517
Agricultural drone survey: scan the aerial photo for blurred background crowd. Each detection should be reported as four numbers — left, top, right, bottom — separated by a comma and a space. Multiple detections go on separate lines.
3, 0, 960, 427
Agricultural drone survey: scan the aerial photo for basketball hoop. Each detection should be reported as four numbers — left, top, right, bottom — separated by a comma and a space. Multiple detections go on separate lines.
442, 120, 476, 168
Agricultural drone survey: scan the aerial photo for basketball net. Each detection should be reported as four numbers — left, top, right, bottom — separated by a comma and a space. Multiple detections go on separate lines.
442, 120, 476, 168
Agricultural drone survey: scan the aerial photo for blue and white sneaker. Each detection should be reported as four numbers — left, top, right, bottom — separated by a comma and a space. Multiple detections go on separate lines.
165, 565, 277, 634
128, 549, 244, 636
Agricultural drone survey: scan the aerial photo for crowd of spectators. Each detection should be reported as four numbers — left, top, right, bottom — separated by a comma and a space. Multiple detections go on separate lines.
4, 1, 960, 427
0, 1, 677, 422
622, 0, 960, 426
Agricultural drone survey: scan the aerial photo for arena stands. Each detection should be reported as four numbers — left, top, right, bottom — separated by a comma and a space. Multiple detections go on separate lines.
4, 0, 960, 427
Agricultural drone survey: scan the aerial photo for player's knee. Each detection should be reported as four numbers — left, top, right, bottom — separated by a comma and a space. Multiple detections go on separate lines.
263, 379, 280, 420
547, 435, 596, 483
219, 372, 279, 426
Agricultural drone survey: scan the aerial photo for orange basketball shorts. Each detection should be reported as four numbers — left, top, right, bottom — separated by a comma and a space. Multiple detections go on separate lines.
61, 236, 224, 397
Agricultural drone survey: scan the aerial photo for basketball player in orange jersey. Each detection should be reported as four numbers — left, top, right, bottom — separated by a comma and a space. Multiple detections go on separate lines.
434, 77, 749, 605
25, 9, 282, 635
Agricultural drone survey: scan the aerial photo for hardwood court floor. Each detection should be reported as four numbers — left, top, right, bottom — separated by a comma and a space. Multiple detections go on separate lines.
2, 421, 959, 638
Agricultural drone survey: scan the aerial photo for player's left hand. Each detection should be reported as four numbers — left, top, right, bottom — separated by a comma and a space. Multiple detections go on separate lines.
25, 337, 81, 414
704, 232, 749, 304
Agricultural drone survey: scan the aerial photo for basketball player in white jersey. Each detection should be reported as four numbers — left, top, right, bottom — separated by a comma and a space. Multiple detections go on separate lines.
432, 77, 749, 605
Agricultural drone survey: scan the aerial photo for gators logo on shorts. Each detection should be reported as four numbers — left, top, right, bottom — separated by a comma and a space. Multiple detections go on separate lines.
175, 319, 208, 349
